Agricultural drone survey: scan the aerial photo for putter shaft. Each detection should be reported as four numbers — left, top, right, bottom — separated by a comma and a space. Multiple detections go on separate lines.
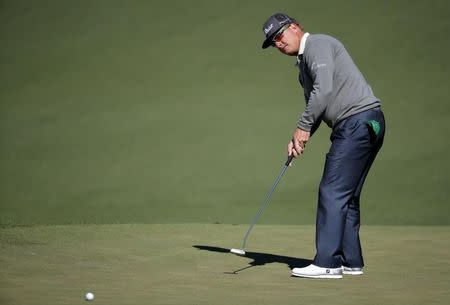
240, 155, 294, 250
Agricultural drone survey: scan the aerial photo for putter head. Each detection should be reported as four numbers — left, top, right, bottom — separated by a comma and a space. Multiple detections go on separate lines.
230, 248, 246, 256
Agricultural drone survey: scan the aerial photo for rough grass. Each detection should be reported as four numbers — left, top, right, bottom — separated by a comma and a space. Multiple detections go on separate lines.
1, 0, 450, 226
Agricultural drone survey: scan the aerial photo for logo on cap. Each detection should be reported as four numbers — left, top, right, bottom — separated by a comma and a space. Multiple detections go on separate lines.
264, 23, 274, 34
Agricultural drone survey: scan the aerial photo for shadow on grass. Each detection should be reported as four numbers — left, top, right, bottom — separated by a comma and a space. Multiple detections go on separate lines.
193, 245, 311, 274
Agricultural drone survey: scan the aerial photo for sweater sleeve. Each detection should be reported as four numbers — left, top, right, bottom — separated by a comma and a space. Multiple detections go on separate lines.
297, 42, 334, 132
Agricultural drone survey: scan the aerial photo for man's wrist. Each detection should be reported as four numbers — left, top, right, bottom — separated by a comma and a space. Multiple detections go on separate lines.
297, 121, 312, 132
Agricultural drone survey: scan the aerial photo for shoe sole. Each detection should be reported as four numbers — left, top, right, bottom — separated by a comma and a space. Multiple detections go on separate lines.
342, 270, 363, 275
291, 272, 342, 279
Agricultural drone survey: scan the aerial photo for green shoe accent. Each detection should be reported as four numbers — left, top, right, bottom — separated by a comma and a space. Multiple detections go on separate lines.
367, 120, 381, 136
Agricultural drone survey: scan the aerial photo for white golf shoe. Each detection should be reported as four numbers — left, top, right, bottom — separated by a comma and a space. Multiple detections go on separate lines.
291, 264, 343, 279
342, 266, 364, 275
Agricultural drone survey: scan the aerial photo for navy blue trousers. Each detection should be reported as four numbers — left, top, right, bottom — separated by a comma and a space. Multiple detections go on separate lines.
313, 107, 385, 268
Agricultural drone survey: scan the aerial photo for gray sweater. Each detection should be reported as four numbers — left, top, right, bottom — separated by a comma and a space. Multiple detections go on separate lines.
297, 34, 380, 133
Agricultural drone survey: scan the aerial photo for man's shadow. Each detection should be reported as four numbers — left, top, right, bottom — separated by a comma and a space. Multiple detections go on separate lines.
193, 245, 311, 274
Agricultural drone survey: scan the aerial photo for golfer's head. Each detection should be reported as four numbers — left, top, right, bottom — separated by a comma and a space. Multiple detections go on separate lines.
261, 13, 303, 56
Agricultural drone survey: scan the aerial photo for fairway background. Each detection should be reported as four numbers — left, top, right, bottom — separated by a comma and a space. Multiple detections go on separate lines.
1, 0, 450, 226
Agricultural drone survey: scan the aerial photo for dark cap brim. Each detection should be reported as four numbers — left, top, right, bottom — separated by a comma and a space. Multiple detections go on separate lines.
262, 38, 272, 49
262, 34, 275, 49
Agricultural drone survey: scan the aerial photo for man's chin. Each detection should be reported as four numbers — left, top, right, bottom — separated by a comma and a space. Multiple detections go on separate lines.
286, 48, 299, 56
280, 48, 297, 56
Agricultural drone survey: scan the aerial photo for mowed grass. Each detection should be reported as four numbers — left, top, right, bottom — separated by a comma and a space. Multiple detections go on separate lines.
1, 224, 449, 305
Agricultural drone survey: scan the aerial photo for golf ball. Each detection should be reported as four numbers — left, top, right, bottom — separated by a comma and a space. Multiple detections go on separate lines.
85, 292, 94, 301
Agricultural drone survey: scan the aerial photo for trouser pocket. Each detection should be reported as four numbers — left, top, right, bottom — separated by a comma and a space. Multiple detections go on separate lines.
366, 120, 381, 143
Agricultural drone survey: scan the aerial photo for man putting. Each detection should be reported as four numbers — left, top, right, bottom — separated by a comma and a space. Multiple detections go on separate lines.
261, 13, 385, 279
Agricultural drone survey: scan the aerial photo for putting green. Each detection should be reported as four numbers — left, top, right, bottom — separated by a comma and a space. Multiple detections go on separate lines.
1, 224, 449, 305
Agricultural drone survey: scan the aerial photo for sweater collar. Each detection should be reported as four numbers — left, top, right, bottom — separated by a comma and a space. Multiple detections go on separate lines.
296, 32, 310, 63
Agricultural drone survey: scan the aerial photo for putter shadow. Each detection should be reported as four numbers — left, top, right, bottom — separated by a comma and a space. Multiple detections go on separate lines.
193, 245, 311, 271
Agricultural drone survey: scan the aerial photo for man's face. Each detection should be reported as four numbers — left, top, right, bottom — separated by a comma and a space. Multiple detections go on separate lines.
273, 24, 301, 56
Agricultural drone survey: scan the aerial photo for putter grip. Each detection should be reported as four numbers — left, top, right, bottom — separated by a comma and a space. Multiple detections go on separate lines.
285, 154, 294, 166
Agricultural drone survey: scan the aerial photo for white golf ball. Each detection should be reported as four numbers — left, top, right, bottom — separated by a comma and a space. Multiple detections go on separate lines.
85, 292, 94, 301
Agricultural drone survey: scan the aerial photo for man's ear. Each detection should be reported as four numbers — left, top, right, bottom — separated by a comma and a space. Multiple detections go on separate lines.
290, 24, 300, 33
